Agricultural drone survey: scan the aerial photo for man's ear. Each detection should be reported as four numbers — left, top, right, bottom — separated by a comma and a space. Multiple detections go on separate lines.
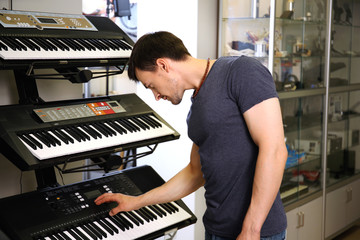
155, 58, 170, 73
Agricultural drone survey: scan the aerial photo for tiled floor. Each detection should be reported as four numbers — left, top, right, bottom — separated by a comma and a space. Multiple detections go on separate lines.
332, 221, 360, 240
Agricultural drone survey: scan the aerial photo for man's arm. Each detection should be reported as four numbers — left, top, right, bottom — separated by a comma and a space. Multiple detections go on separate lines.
237, 97, 288, 240
95, 143, 205, 216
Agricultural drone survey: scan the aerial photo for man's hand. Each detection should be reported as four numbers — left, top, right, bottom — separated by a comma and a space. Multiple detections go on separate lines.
94, 193, 139, 216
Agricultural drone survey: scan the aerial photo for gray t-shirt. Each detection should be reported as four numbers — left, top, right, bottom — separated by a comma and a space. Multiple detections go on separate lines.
187, 56, 287, 238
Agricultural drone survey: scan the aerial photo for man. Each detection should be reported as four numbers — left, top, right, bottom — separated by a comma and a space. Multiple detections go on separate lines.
95, 31, 288, 240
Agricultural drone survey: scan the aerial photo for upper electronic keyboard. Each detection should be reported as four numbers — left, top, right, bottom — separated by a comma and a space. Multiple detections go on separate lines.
0, 9, 133, 66
0, 94, 180, 171
0, 165, 197, 240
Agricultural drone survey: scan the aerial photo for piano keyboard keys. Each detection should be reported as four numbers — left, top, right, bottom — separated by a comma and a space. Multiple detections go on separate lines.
39, 202, 191, 240
18, 114, 175, 160
0, 36, 132, 60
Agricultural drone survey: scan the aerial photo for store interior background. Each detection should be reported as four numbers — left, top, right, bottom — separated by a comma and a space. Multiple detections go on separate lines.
0, 0, 217, 239
0, 0, 359, 240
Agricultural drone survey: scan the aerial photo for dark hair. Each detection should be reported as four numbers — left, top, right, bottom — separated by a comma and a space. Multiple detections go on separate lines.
127, 31, 191, 82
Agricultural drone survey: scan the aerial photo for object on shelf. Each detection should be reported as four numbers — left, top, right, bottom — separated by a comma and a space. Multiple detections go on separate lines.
280, 184, 309, 202
292, 169, 321, 183
286, 144, 306, 169
328, 150, 355, 178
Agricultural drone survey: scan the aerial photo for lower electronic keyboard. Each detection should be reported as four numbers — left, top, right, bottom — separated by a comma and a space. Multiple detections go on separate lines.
0, 94, 180, 171
0, 165, 197, 240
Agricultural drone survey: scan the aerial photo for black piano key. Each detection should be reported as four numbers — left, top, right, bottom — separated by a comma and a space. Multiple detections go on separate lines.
47, 38, 68, 51
26, 134, 43, 149
59, 129, 75, 144
59, 38, 78, 51
0, 37, 18, 50
108, 215, 126, 231
113, 214, 131, 229
40, 131, 57, 147
127, 211, 144, 225
136, 208, 152, 222
99, 39, 118, 50
105, 121, 120, 134
33, 132, 52, 147
38, 38, 56, 51
67, 228, 82, 240
118, 214, 133, 228
84, 124, 102, 139
122, 118, 140, 131
39, 38, 57, 51
18, 37, 40, 51
108, 120, 126, 134
46, 131, 62, 146
89, 222, 107, 238
85, 223, 103, 240
18, 134, 37, 150
30, 38, 49, 51
75, 126, 91, 141
159, 203, 174, 214
48, 235, 58, 240
102, 122, 117, 136
76, 39, 95, 51
148, 204, 164, 218
79, 125, 98, 139
140, 115, 157, 129
58, 231, 72, 240
104, 218, 120, 234
66, 38, 85, 51
143, 206, 157, 220
168, 202, 179, 212
51, 129, 69, 144
95, 122, 115, 137
0, 39, 8, 50
96, 219, 114, 235
115, 39, 132, 50
64, 127, 82, 142
153, 204, 167, 217
134, 209, 149, 223
88, 39, 106, 50
73, 227, 90, 240
123, 211, 140, 226
80, 225, 98, 240
145, 114, 162, 127
93, 39, 110, 50
109, 39, 126, 50
115, 119, 134, 133
70, 126, 87, 141
108, 39, 124, 50
10, 37, 27, 50
131, 117, 149, 130
90, 124, 108, 137
54, 233, 65, 240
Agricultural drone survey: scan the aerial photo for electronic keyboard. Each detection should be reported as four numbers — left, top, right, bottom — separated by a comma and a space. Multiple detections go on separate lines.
0, 165, 197, 240
0, 94, 180, 171
0, 9, 133, 68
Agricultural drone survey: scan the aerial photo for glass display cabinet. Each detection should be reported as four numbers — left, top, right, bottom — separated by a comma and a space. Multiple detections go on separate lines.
219, 0, 327, 205
219, 0, 360, 239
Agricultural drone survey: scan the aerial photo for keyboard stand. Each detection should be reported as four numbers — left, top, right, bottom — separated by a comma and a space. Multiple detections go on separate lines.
164, 228, 178, 240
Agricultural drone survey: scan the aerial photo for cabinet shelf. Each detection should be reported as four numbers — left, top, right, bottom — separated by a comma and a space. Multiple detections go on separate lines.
278, 87, 326, 99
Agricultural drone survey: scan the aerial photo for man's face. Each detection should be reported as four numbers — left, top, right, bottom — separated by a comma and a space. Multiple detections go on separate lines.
135, 66, 184, 105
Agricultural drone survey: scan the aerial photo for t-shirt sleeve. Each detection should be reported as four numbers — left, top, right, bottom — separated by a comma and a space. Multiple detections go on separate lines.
228, 57, 278, 114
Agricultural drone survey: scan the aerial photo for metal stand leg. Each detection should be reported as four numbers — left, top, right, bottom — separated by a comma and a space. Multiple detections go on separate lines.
164, 228, 178, 240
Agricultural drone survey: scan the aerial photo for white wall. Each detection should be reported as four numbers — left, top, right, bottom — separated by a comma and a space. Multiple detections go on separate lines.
135, 1, 218, 239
